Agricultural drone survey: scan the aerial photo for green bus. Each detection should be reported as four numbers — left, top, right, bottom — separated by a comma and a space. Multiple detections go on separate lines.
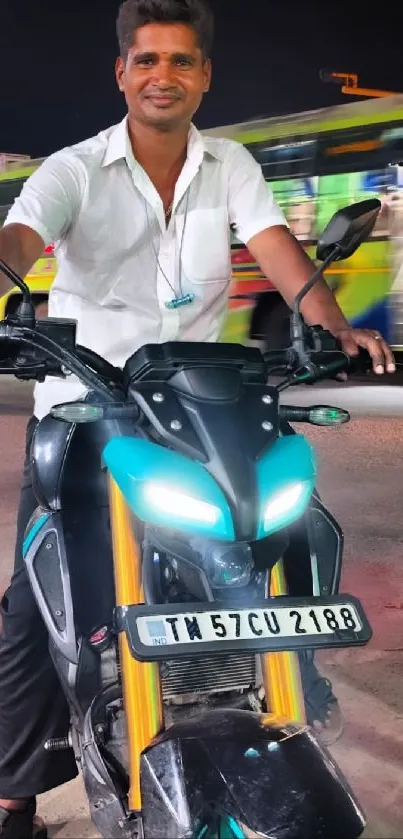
205, 94, 403, 352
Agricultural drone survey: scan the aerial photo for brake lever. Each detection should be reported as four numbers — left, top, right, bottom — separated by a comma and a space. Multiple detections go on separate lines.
0, 352, 66, 382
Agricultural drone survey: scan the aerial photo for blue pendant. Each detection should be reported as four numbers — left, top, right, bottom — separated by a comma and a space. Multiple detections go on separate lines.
165, 293, 195, 310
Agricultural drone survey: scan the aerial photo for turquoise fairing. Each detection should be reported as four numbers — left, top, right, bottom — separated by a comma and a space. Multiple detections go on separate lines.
256, 434, 317, 539
22, 513, 50, 558
103, 437, 235, 541
103, 434, 316, 543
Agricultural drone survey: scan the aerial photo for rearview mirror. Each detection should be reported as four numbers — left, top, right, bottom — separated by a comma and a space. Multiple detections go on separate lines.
316, 198, 381, 262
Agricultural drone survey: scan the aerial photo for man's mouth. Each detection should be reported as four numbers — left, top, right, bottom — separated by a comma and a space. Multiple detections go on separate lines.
145, 94, 181, 107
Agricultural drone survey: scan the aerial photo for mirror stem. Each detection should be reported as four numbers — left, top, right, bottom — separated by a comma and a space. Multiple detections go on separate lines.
0, 259, 31, 299
0, 258, 35, 326
293, 244, 341, 313
290, 244, 341, 362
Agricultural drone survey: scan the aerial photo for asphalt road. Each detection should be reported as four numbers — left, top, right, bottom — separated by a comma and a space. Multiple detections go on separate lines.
0, 377, 403, 837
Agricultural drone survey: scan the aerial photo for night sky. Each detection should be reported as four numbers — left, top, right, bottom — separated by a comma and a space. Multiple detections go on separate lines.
1, 0, 403, 158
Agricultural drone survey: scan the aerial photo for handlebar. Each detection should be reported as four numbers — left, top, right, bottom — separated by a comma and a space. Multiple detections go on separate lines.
0, 319, 374, 402
75, 345, 123, 386
264, 345, 373, 391
0, 321, 121, 401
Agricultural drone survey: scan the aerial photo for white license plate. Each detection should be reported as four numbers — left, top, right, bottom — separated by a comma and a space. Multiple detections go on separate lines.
138, 602, 361, 648
116, 596, 371, 660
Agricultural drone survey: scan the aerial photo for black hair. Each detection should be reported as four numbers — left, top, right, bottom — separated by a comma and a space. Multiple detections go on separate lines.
116, 0, 214, 61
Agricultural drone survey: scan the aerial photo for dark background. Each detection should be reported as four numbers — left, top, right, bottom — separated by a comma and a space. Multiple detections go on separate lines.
1, 0, 402, 157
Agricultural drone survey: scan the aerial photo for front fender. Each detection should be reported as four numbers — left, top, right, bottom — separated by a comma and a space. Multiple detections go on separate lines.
140, 708, 364, 838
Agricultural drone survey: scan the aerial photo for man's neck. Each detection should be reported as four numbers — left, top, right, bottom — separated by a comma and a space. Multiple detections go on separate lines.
127, 117, 190, 186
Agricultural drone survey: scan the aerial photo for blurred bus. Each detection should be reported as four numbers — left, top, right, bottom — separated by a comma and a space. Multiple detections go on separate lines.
2, 95, 403, 355
205, 94, 403, 354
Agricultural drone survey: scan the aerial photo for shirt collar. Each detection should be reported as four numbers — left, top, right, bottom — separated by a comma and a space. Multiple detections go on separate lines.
101, 115, 223, 168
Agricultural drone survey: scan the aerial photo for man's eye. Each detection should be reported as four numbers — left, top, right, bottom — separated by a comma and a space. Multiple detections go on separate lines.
176, 58, 192, 66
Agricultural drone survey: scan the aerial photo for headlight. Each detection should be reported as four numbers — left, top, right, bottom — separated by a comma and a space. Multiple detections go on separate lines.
144, 483, 220, 525
263, 481, 312, 533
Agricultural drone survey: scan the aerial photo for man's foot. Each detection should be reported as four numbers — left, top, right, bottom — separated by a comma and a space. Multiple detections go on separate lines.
311, 692, 344, 746
0, 799, 47, 838
299, 651, 344, 746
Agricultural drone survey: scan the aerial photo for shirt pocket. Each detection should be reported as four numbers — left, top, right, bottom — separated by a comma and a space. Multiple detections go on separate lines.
178, 207, 231, 284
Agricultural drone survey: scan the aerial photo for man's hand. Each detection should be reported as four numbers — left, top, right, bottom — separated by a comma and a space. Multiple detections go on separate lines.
332, 327, 396, 375
246, 227, 397, 376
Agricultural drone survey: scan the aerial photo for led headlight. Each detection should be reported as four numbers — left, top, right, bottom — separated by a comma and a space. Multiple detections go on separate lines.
144, 483, 220, 525
263, 481, 312, 533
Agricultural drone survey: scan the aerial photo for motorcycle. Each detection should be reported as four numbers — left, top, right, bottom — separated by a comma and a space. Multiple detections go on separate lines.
0, 199, 380, 838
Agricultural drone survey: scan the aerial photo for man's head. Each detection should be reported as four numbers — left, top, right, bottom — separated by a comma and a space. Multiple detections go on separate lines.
115, 0, 214, 132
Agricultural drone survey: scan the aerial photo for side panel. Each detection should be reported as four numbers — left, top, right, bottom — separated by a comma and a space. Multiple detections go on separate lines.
284, 493, 343, 598
23, 508, 112, 719
306, 499, 344, 596
23, 510, 78, 664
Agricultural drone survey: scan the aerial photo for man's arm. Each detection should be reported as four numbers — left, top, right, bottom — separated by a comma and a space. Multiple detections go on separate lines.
247, 224, 395, 375
227, 142, 395, 374
0, 223, 46, 296
0, 149, 82, 298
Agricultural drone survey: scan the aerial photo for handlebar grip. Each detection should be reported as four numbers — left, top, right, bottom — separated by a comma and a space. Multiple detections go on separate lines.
299, 348, 373, 382
346, 347, 373, 375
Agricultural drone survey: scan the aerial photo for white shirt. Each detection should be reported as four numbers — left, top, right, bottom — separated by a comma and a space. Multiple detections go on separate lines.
5, 117, 286, 419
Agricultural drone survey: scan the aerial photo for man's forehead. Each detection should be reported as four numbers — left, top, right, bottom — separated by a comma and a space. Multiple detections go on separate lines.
131, 22, 200, 53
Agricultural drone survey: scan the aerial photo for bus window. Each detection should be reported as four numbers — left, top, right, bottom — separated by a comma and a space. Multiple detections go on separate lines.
0, 177, 27, 222
250, 140, 317, 181
317, 125, 403, 176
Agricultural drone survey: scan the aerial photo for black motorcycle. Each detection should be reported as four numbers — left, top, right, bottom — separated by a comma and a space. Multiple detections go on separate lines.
0, 199, 379, 837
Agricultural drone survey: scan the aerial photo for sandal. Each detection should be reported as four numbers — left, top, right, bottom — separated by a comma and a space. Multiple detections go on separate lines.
0, 799, 47, 839
299, 651, 344, 746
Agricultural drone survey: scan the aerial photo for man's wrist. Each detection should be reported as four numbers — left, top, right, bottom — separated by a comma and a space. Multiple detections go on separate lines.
329, 324, 352, 337
319, 316, 351, 337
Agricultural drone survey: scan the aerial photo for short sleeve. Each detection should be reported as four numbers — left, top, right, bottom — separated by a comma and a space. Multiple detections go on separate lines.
228, 143, 287, 245
4, 150, 84, 247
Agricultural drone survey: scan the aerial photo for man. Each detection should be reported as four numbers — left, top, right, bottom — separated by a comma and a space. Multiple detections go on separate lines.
0, 0, 395, 836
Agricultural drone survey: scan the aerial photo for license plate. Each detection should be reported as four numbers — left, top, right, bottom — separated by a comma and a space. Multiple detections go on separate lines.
115, 595, 372, 661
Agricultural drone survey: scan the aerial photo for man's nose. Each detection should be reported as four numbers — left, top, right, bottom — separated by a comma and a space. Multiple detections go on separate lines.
153, 59, 176, 87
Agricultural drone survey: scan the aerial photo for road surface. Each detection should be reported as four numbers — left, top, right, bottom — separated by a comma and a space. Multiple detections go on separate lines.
1, 378, 403, 837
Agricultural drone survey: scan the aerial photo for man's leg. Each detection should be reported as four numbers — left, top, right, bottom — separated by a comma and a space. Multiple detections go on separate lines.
0, 417, 77, 835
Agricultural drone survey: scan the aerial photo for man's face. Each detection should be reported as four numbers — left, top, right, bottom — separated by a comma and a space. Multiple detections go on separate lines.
116, 22, 211, 131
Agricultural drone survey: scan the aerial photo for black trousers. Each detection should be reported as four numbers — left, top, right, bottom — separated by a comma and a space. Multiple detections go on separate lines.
0, 417, 77, 797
